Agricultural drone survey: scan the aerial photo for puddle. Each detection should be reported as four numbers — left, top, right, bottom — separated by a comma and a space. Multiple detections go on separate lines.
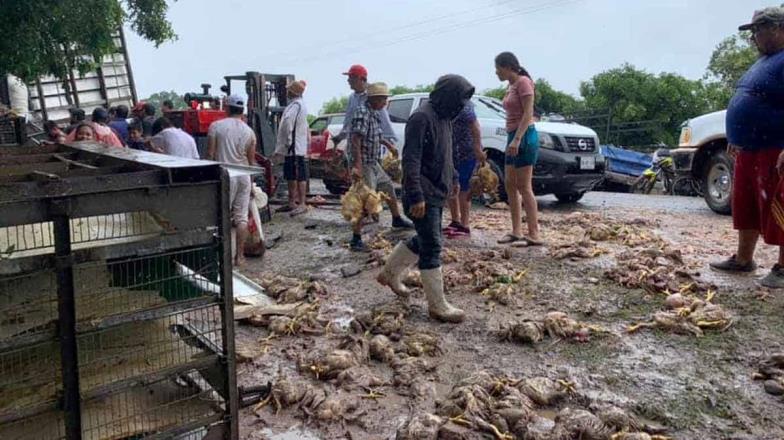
260, 427, 321, 440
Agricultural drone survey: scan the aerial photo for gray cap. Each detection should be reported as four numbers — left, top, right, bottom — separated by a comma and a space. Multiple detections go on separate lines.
227, 95, 244, 108
739, 6, 784, 31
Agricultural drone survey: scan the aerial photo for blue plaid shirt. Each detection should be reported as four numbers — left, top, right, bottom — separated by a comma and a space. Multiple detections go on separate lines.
349, 103, 383, 166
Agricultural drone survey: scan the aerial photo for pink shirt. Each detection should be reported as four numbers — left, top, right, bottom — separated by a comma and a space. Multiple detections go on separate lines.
502, 76, 535, 133
65, 122, 124, 148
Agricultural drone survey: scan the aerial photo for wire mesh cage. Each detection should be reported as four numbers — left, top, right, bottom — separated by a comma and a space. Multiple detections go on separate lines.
0, 143, 238, 440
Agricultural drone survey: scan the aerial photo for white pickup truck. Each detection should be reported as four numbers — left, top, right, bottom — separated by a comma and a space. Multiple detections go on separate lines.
671, 110, 730, 214
385, 93, 605, 202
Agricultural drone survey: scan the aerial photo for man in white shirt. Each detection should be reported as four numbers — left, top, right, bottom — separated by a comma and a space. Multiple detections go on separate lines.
274, 80, 310, 216
149, 117, 200, 159
206, 95, 257, 266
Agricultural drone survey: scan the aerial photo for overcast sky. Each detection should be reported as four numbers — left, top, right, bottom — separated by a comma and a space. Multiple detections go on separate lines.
125, 0, 768, 115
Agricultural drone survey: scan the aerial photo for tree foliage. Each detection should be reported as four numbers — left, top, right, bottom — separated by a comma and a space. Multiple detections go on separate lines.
389, 84, 434, 95
579, 64, 715, 146
320, 96, 349, 115
706, 32, 757, 91
143, 90, 187, 114
703, 32, 758, 107
0, 0, 176, 82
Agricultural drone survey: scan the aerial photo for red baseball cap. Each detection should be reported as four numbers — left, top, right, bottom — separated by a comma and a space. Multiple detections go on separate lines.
342, 64, 368, 78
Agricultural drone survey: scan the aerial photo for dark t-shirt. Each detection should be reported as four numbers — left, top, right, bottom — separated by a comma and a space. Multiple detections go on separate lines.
108, 118, 129, 145
726, 50, 784, 150
452, 102, 478, 163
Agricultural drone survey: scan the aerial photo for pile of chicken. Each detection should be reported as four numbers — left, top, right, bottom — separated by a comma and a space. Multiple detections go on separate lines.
499, 311, 610, 345
341, 181, 389, 226
397, 371, 670, 440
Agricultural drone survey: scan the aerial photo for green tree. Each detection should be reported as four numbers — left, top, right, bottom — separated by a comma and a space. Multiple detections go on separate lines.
0, 0, 176, 82
703, 32, 758, 109
483, 86, 506, 101
320, 96, 348, 114
579, 64, 712, 146
389, 84, 434, 95
706, 32, 757, 91
144, 90, 187, 114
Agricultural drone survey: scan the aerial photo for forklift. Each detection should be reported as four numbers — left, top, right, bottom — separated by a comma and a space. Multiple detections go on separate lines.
172, 72, 296, 202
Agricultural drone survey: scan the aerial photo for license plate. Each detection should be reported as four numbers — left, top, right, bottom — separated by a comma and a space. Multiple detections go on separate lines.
579, 156, 595, 170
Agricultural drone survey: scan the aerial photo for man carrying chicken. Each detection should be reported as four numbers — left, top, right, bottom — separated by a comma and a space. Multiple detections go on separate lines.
377, 75, 475, 323
347, 82, 413, 251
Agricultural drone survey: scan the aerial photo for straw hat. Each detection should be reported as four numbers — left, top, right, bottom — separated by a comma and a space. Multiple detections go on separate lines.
367, 82, 390, 97
287, 80, 307, 97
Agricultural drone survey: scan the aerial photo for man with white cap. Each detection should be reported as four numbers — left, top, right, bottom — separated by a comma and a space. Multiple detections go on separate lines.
274, 80, 310, 216
206, 95, 257, 266
711, 6, 784, 288
347, 82, 413, 251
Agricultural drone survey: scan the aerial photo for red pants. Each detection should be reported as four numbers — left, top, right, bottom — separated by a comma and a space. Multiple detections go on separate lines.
732, 148, 784, 245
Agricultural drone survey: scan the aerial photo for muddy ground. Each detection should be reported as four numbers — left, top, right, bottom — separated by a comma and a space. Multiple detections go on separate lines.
235, 192, 784, 440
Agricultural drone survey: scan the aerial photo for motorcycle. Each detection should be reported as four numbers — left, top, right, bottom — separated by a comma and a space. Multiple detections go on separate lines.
631, 151, 675, 195
631, 149, 700, 196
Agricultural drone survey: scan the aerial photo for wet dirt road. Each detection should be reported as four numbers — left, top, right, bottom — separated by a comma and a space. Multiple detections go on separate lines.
236, 190, 784, 440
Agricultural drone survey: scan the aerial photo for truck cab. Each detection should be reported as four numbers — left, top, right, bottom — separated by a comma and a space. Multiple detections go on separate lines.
671, 110, 730, 214
386, 93, 606, 202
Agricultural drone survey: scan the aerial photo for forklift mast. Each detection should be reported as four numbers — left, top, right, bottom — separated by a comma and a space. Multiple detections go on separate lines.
223, 72, 295, 157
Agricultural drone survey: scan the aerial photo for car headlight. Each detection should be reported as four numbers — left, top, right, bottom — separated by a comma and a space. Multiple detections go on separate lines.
679, 127, 692, 146
539, 132, 556, 150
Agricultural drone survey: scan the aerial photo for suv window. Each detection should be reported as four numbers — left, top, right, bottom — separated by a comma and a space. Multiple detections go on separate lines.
388, 99, 414, 123
473, 98, 505, 120
310, 117, 328, 133
328, 115, 345, 126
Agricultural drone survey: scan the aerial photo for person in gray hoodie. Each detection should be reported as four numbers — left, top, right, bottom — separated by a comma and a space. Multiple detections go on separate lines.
377, 74, 475, 323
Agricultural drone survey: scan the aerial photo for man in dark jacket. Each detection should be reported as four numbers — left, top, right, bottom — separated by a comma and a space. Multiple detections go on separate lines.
377, 74, 474, 323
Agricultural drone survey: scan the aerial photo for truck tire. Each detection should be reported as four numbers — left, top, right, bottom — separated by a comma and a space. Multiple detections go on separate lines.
704, 151, 732, 215
555, 192, 585, 203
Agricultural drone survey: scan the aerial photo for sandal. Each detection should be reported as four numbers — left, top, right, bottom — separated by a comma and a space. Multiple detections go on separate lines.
523, 236, 544, 246
497, 234, 524, 244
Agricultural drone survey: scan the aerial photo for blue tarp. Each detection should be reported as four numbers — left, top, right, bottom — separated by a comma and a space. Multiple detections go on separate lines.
600, 145, 652, 177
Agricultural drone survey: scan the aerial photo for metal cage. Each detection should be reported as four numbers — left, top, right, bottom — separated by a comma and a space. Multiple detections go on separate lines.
0, 143, 238, 440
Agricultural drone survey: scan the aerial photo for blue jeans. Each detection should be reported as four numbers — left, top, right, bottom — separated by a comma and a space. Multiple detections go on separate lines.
404, 202, 443, 270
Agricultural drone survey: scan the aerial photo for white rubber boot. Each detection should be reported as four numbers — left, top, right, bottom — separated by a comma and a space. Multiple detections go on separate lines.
377, 243, 418, 298
421, 268, 465, 323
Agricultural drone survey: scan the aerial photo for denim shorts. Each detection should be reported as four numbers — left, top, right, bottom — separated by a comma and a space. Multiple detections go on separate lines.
505, 125, 539, 168
456, 159, 477, 192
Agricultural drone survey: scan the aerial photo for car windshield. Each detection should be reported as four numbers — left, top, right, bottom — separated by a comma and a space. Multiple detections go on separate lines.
473, 97, 506, 120
329, 115, 345, 126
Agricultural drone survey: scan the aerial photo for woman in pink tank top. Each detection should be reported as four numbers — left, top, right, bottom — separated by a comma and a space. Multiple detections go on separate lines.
494, 52, 542, 246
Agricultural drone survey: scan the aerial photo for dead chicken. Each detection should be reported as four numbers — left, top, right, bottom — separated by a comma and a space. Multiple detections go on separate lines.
753, 353, 784, 396
520, 415, 556, 440
551, 407, 613, 440
628, 298, 732, 337
299, 349, 359, 381
307, 394, 363, 422
469, 162, 500, 198
396, 413, 444, 440
354, 302, 408, 338
518, 377, 574, 406
592, 403, 642, 433
544, 311, 582, 339
382, 149, 403, 183
392, 356, 436, 388
611, 434, 672, 440
402, 331, 443, 357
340, 181, 388, 226
499, 320, 545, 344
369, 334, 396, 363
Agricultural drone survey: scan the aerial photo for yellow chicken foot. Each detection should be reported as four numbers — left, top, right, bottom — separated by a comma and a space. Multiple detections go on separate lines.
360, 388, 386, 400
676, 307, 691, 317
626, 322, 654, 333
252, 394, 272, 413
449, 413, 473, 427
704, 289, 716, 303
556, 379, 577, 394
